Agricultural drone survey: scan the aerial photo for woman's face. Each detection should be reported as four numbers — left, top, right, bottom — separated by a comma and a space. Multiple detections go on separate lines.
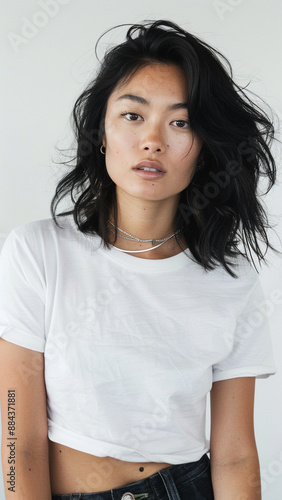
103, 63, 202, 206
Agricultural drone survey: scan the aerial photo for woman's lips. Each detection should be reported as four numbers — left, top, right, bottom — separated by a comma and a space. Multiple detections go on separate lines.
135, 160, 166, 172
133, 160, 166, 179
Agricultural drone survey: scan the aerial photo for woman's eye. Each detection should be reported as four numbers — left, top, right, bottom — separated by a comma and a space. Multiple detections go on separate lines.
122, 113, 142, 121
171, 120, 190, 129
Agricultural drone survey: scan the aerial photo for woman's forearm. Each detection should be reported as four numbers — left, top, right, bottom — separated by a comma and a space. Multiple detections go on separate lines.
211, 455, 261, 500
2, 443, 52, 499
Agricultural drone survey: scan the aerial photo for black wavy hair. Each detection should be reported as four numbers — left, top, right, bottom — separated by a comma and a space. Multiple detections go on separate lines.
51, 20, 279, 277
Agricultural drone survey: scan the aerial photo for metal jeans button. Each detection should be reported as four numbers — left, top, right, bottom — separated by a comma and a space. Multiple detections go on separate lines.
121, 493, 135, 500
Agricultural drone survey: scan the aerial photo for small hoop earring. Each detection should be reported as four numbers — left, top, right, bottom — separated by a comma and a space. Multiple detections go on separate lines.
100, 145, 106, 155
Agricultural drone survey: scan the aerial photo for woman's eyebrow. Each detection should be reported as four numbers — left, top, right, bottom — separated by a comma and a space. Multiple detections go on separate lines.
117, 94, 148, 105
116, 93, 188, 110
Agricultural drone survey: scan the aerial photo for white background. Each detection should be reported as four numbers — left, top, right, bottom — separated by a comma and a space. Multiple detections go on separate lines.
1, 1, 282, 498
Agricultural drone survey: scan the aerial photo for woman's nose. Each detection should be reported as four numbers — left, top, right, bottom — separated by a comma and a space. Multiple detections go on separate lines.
140, 123, 167, 153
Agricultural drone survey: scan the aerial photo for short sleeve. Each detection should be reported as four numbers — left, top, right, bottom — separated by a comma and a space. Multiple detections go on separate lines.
0, 227, 46, 352
212, 270, 276, 382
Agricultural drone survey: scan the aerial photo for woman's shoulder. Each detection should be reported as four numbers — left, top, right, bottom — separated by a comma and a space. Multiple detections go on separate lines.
5, 215, 88, 245
7, 217, 55, 239
7, 215, 72, 236
2, 217, 61, 251
2, 215, 100, 257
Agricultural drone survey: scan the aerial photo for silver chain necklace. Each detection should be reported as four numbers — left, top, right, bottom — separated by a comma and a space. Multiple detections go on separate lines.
107, 220, 180, 253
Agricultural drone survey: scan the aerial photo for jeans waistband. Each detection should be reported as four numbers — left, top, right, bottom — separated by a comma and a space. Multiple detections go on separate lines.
52, 453, 214, 500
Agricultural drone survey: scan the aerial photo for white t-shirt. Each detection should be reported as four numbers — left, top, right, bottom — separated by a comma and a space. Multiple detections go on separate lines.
0, 216, 276, 464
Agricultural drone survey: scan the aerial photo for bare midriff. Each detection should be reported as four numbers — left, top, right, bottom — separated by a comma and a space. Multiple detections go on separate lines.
49, 441, 172, 495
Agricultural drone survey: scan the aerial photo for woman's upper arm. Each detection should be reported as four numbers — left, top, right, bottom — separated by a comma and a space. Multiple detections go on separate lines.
0, 338, 48, 451
210, 377, 258, 465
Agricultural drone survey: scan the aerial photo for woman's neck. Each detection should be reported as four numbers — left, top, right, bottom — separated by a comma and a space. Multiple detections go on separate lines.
108, 194, 185, 259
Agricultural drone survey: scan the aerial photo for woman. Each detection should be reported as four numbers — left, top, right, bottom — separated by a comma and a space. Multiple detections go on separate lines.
0, 20, 278, 500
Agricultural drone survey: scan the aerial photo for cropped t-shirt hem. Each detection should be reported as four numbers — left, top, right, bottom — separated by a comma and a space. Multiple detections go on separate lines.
47, 421, 209, 465
0, 325, 45, 352
212, 365, 276, 382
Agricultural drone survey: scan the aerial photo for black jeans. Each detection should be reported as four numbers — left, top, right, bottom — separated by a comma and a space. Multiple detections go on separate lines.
52, 453, 214, 500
